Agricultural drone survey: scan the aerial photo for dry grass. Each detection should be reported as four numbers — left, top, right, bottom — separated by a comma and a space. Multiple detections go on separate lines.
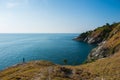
105, 24, 120, 48
0, 52, 120, 80
73, 51, 120, 80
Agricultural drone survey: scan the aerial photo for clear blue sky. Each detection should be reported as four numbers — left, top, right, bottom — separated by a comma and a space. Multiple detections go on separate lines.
0, 0, 120, 33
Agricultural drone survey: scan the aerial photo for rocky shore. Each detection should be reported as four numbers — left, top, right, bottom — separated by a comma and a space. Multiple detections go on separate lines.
75, 22, 120, 62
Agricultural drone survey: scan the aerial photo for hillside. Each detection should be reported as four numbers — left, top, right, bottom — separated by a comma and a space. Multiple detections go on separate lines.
75, 23, 119, 44
0, 51, 120, 80
75, 22, 120, 62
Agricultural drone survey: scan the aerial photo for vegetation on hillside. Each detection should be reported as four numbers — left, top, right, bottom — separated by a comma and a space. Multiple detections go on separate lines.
75, 22, 120, 44
75, 22, 120, 62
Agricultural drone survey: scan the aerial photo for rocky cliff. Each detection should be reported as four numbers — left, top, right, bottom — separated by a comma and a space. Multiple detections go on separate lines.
75, 22, 120, 62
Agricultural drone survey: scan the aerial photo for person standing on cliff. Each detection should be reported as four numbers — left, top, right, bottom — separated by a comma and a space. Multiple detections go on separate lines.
23, 58, 25, 63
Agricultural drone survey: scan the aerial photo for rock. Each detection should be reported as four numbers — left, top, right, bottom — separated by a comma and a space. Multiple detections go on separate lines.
75, 22, 120, 62
87, 41, 110, 62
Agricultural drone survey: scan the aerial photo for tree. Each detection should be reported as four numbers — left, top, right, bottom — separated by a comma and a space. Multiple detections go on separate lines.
63, 59, 68, 65
106, 23, 110, 26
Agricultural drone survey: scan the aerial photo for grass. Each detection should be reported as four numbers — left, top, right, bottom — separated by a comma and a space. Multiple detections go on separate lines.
78, 51, 120, 79
0, 51, 120, 80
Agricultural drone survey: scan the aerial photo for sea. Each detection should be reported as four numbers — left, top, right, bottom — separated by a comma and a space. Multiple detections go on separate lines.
0, 33, 96, 70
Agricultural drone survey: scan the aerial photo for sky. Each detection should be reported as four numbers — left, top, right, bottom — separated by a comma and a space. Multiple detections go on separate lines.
0, 0, 120, 33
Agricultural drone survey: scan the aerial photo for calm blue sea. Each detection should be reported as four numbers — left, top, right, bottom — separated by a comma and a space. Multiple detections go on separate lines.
0, 34, 95, 70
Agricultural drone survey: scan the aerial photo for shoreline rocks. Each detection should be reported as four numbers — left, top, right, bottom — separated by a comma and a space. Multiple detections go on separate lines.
75, 22, 120, 62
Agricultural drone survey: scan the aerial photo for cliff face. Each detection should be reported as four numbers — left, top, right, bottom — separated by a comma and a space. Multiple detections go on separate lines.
75, 22, 120, 62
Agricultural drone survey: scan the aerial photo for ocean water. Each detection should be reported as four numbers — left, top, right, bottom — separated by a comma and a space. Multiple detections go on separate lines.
0, 34, 95, 70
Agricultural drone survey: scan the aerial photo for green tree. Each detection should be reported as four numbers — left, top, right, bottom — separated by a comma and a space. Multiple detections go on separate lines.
106, 23, 110, 26
63, 59, 68, 65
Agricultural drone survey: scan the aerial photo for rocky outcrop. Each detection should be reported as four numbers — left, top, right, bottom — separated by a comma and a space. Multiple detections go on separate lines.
87, 41, 110, 62
74, 23, 113, 44
75, 22, 120, 62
